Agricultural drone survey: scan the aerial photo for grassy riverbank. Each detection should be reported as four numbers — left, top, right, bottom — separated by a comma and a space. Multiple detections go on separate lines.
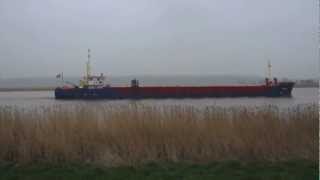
0, 160, 317, 180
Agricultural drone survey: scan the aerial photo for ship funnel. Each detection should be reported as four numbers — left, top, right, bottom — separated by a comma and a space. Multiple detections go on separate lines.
131, 79, 139, 88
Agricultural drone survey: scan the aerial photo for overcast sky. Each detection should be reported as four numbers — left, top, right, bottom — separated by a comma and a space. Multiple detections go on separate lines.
0, 0, 318, 79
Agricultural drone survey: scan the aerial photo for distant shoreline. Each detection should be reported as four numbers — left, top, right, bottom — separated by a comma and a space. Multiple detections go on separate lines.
0, 86, 317, 92
0, 87, 54, 92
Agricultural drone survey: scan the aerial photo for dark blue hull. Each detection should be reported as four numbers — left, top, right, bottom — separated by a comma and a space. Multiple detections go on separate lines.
55, 82, 294, 99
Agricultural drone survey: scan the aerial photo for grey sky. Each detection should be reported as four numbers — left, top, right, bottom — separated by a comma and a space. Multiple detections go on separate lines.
0, 0, 317, 78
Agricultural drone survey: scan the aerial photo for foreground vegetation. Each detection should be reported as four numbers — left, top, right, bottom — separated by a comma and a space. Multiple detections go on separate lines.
0, 161, 317, 180
0, 104, 317, 179
0, 104, 318, 165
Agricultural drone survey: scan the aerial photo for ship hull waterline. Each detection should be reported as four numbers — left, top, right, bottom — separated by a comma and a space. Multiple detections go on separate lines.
55, 82, 294, 99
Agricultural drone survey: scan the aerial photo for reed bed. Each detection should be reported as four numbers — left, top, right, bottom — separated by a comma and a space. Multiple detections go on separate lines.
0, 104, 317, 166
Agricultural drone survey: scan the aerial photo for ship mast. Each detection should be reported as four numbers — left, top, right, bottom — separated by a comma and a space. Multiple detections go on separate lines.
86, 49, 91, 82
267, 60, 272, 80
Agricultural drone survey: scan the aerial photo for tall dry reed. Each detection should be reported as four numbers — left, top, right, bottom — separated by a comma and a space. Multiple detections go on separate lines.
0, 104, 317, 166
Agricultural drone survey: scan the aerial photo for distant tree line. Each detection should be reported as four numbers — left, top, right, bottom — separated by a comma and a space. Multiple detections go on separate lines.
293, 79, 319, 88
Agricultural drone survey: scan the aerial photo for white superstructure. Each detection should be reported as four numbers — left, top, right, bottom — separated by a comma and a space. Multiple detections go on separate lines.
79, 49, 107, 88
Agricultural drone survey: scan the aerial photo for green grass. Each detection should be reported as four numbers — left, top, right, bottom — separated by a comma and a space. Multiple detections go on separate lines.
0, 161, 317, 180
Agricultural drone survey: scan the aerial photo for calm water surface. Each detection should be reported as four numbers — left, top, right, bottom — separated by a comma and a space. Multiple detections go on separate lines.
0, 88, 317, 109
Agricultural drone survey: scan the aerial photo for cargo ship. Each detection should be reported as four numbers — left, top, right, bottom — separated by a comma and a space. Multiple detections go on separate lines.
55, 50, 294, 99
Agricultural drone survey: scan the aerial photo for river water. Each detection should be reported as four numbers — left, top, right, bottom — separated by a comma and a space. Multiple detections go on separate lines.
0, 88, 317, 109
